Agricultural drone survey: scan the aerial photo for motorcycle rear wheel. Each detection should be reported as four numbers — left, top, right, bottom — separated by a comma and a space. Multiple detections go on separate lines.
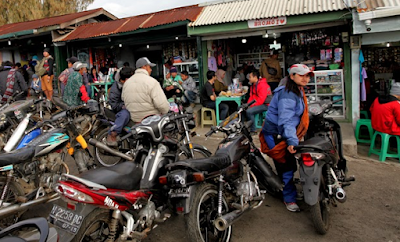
0, 177, 25, 227
185, 183, 232, 242
310, 181, 330, 234
72, 209, 111, 242
94, 128, 130, 167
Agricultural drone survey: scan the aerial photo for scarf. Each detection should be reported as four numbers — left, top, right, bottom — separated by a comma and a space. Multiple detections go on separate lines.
216, 69, 226, 84
1, 69, 16, 103
259, 87, 309, 163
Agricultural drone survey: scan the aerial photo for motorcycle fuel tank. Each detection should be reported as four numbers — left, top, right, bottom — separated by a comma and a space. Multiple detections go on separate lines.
215, 134, 250, 162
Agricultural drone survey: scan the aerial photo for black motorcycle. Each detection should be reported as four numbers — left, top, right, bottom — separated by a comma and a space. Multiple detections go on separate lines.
294, 99, 355, 234
160, 100, 283, 242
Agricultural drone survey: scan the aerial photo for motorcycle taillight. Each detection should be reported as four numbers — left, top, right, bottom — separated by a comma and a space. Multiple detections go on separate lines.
301, 153, 315, 167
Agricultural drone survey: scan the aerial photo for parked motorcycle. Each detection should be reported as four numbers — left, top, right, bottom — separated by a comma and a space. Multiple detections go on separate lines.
160, 100, 283, 242
0, 217, 58, 242
51, 111, 210, 242
294, 99, 355, 234
0, 104, 96, 226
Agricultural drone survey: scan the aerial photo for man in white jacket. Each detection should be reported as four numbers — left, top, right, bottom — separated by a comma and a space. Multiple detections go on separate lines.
122, 57, 170, 122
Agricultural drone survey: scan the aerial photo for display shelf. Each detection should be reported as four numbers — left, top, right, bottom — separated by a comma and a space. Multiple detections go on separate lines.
164, 61, 199, 83
305, 69, 345, 119
236, 52, 285, 74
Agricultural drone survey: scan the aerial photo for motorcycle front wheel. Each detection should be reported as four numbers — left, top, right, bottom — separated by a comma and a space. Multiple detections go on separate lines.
0, 177, 25, 227
185, 183, 232, 242
94, 128, 130, 167
72, 209, 111, 242
309, 178, 330, 234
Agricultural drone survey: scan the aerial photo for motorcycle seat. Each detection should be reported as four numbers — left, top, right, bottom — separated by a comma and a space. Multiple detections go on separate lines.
79, 162, 143, 191
52, 97, 69, 111
0, 146, 35, 167
166, 154, 231, 173
297, 136, 333, 151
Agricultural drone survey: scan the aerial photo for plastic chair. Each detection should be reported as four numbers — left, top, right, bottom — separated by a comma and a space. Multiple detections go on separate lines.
254, 111, 267, 130
360, 110, 369, 119
201, 107, 216, 128
355, 119, 374, 143
368, 131, 400, 162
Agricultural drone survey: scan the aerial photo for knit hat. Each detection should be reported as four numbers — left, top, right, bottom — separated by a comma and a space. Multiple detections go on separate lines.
32, 74, 39, 79
43, 48, 50, 54
170, 66, 177, 73
390, 82, 400, 96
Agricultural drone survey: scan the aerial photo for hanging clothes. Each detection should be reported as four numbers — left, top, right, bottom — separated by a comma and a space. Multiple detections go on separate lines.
208, 56, 217, 72
361, 67, 367, 102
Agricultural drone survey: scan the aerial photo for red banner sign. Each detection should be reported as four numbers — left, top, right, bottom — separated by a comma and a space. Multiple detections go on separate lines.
248, 17, 287, 28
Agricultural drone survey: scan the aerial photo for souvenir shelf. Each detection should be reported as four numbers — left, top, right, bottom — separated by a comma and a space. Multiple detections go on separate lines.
305, 69, 345, 118
236, 52, 285, 72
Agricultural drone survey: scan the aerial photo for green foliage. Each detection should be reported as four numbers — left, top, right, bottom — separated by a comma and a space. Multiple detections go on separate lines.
0, 0, 95, 26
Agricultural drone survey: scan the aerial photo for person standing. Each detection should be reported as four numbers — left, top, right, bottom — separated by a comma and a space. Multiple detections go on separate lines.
36, 48, 54, 100
246, 69, 272, 134
181, 70, 198, 107
201, 71, 229, 120
62, 62, 90, 106
106, 67, 134, 146
260, 49, 282, 91
259, 64, 312, 212
122, 57, 170, 122
0, 61, 28, 103
58, 56, 78, 97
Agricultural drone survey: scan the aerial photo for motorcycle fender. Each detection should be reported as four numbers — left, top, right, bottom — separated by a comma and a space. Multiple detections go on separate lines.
51, 202, 97, 242
171, 185, 197, 215
299, 164, 323, 206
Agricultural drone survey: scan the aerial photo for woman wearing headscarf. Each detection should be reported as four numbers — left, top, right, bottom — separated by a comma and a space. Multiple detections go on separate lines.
214, 69, 228, 96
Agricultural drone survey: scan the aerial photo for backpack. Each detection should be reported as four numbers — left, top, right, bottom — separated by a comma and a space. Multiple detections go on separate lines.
58, 69, 71, 85
35, 59, 46, 77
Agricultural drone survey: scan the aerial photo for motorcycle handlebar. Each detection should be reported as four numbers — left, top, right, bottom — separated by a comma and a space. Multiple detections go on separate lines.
205, 127, 216, 137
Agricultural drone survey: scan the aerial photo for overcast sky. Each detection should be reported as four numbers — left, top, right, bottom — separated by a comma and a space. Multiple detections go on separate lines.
88, 0, 213, 18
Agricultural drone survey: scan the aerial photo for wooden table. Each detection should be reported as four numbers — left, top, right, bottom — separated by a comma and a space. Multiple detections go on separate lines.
216, 95, 243, 125
90, 82, 113, 101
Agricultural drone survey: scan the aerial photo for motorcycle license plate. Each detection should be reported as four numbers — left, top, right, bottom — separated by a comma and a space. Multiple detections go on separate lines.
49, 204, 84, 234
169, 187, 190, 198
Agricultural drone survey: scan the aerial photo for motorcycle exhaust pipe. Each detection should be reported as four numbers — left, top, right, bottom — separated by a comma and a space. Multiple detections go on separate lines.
335, 187, 346, 203
89, 138, 133, 161
0, 193, 59, 218
214, 209, 245, 231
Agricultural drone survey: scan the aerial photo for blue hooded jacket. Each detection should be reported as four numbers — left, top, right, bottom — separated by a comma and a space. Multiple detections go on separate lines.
262, 85, 305, 146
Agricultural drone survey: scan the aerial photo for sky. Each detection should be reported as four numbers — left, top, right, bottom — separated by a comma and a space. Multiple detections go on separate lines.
87, 0, 214, 18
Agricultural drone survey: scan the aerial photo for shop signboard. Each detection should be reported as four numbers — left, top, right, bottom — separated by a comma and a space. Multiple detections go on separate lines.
248, 17, 287, 28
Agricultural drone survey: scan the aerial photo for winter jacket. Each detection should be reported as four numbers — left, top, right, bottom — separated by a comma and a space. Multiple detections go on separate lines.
370, 96, 400, 135
262, 86, 305, 146
122, 68, 170, 122
247, 78, 272, 107
63, 71, 89, 106
259, 58, 282, 83
182, 76, 198, 93
0, 68, 28, 99
109, 81, 124, 113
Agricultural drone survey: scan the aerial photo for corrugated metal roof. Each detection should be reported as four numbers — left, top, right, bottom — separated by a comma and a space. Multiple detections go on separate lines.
356, 0, 400, 12
0, 8, 111, 37
191, 0, 354, 26
59, 5, 203, 42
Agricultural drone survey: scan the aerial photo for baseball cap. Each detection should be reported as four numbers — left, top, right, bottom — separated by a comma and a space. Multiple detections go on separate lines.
136, 57, 156, 69
289, 64, 314, 76
72, 62, 87, 71
66, 56, 78, 64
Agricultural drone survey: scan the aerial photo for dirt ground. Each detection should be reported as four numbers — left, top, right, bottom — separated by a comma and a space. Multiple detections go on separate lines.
143, 134, 400, 242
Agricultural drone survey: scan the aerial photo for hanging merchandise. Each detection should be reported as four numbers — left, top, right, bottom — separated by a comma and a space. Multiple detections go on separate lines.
320, 50, 326, 60
326, 49, 332, 61
334, 48, 343, 63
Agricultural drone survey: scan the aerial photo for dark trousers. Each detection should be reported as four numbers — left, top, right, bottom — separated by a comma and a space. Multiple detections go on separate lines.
164, 87, 182, 99
246, 105, 268, 132
273, 151, 297, 203
109, 109, 130, 134
203, 101, 229, 120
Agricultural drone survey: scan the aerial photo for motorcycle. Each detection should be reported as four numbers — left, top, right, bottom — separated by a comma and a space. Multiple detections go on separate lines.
293, 99, 355, 234
0, 104, 97, 226
51, 111, 210, 242
0, 217, 58, 242
159, 100, 283, 242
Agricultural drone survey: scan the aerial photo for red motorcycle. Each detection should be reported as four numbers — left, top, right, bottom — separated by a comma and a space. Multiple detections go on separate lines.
50, 111, 210, 242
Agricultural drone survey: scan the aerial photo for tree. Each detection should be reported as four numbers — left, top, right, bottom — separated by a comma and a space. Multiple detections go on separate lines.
0, 0, 95, 26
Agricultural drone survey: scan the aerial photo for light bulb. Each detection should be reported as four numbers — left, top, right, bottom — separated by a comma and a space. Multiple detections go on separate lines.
242, 39, 247, 44
264, 33, 268, 38
175, 37, 179, 40
273, 40, 277, 45
44, 43, 46, 48
119, 44, 122, 47
8, 40, 11, 46
146, 45, 150, 49
387, 42, 390, 47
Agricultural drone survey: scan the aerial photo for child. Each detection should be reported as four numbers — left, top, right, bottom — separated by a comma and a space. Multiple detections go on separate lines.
30, 74, 42, 97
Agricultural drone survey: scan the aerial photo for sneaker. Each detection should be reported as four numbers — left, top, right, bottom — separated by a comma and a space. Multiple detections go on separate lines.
284, 202, 300, 212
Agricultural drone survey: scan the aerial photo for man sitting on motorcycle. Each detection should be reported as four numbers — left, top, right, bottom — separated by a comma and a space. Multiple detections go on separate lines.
370, 82, 400, 135
259, 64, 312, 212
106, 67, 134, 146
246, 69, 272, 135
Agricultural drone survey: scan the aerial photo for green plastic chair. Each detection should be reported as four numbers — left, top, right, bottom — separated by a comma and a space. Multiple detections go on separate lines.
255, 111, 268, 129
355, 119, 374, 143
360, 110, 369, 119
368, 131, 400, 162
